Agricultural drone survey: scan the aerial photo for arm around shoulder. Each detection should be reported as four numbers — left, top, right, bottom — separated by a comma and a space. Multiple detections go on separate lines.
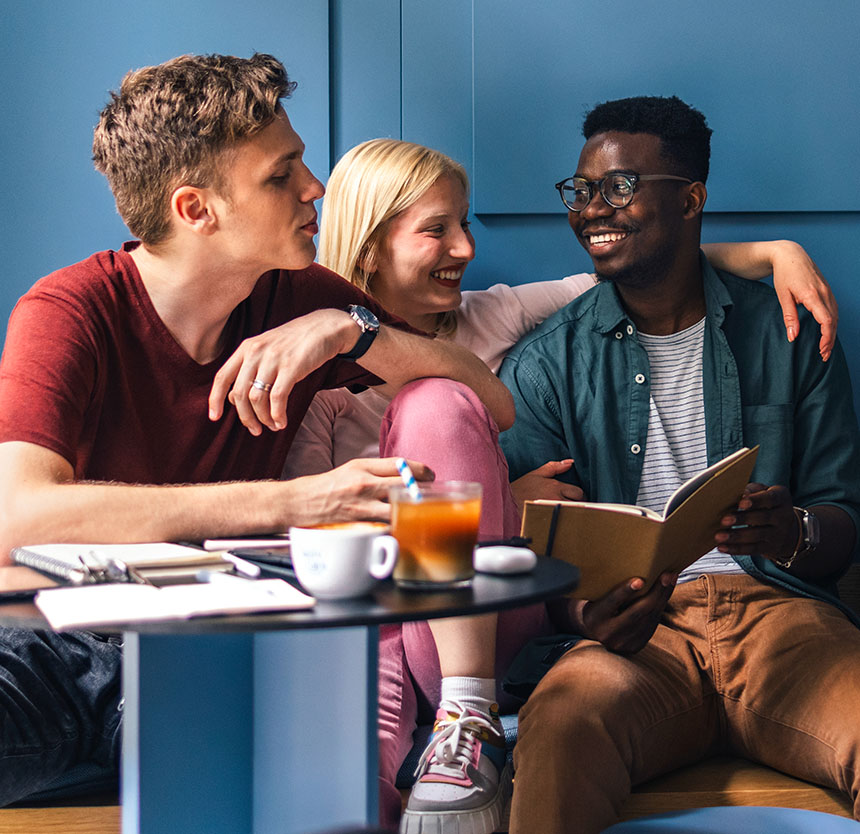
703, 239, 837, 360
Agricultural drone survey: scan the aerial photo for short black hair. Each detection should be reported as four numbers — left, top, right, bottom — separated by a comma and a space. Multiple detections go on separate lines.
582, 95, 712, 183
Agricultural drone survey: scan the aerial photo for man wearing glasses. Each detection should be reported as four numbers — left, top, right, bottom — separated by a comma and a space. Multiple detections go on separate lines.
499, 95, 860, 833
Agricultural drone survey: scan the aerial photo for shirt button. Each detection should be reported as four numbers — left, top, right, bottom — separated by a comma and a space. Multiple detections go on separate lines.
615, 331, 623, 340
635, 373, 646, 384
631, 444, 641, 455
626, 324, 634, 335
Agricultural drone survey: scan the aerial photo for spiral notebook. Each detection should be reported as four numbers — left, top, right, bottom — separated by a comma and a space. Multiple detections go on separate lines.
11, 543, 231, 585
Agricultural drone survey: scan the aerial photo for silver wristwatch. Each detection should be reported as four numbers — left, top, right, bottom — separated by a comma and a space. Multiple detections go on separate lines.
774, 507, 820, 569
337, 304, 380, 361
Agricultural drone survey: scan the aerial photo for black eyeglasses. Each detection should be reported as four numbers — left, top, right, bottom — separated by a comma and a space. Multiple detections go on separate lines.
555, 172, 693, 212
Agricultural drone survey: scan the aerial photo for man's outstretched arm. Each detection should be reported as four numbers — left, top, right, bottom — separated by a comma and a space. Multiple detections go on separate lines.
0, 440, 432, 563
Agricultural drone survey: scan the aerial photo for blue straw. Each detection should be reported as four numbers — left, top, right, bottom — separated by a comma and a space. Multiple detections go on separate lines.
395, 458, 422, 501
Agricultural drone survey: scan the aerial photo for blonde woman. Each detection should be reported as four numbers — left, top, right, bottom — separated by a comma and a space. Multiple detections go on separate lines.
284, 138, 837, 834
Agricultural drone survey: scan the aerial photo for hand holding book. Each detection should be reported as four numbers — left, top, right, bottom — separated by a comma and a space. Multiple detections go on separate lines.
557, 570, 678, 655
521, 446, 759, 600
714, 482, 799, 562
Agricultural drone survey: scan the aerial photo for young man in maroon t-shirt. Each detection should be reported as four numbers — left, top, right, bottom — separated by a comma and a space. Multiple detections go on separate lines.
0, 53, 513, 804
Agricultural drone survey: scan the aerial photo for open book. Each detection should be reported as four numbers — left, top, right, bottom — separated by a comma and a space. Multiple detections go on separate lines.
520, 446, 759, 600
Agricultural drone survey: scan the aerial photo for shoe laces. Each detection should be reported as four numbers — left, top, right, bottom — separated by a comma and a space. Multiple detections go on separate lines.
415, 701, 498, 777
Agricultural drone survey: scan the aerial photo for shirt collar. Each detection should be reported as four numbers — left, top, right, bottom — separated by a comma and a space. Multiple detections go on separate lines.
590, 249, 735, 333
700, 251, 734, 326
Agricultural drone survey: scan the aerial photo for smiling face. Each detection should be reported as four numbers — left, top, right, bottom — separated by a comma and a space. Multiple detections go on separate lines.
214, 108, 325, 273
569, 131, 694, 288
370, 174, 475, 331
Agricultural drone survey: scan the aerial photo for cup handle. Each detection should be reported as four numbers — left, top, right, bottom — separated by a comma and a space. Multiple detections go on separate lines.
370, 535, 398, 580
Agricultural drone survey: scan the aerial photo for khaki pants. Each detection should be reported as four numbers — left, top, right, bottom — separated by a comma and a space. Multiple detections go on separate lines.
509, 574, 860, 834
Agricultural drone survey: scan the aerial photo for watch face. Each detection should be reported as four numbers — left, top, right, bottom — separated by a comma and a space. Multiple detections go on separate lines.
351, 305, 380, 330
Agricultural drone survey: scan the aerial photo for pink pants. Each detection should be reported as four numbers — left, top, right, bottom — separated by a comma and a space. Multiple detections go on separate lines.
377, 379, 552, 828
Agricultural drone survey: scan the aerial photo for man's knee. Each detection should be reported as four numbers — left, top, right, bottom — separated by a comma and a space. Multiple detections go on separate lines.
517, 644, 637, 750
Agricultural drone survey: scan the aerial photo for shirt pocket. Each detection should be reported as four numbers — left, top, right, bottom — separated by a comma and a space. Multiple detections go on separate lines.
742, 403, 793, 484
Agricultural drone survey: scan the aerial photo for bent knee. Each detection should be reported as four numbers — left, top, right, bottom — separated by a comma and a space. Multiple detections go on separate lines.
385, 378, 494, 438
519, 644, 640, 736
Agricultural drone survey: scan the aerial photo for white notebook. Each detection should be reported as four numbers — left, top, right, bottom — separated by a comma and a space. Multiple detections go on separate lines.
35, 577, 315, 630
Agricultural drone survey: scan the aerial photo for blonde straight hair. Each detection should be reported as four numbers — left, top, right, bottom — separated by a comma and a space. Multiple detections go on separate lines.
318, 138, 470, 336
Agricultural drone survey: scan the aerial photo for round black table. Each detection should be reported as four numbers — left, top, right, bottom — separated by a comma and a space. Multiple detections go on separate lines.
0, 555, 578, 633
1, 557, 578, 834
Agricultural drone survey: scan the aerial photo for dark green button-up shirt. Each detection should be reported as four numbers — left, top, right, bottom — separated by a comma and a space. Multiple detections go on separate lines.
500, 255, 860, 610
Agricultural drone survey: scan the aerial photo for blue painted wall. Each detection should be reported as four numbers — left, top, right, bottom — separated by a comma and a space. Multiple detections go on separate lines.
3, 0, 858, 404
0, 0, 331, 344
333, 0, 860, 418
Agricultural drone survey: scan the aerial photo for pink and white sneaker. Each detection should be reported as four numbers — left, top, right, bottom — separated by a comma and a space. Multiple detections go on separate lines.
400, 699, 511, 834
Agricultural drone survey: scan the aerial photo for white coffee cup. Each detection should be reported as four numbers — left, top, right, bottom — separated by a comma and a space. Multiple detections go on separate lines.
288, 522, 398, 600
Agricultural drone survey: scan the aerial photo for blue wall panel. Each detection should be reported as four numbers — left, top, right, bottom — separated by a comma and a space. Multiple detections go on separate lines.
401, 0, 474, 171
471, 0, 860, 214
391, 0, 859, 417
0, 0, 330, 343
3, 1, 859, 416
330, 0, 402, 163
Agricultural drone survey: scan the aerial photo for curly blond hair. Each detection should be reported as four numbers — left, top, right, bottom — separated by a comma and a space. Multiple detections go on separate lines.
93, 53, 293, 245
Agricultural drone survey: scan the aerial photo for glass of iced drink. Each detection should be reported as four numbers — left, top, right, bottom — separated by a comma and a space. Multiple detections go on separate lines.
389, 481, 482, 589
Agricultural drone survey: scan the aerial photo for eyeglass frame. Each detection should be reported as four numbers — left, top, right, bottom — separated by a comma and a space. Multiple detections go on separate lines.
554, 171, 694, 212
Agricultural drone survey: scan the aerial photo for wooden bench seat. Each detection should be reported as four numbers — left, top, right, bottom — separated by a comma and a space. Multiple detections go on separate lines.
622, 755, 854, 821
0, 804, 120, 834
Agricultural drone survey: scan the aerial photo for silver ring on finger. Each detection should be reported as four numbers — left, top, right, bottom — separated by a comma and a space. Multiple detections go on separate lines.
251, 378, 273, 393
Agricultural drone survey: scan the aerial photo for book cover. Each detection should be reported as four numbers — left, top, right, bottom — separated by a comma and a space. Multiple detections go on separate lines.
521, 446, 759, 600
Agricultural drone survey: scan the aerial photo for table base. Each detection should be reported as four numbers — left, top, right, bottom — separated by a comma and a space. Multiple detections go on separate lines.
121, 627, 379, 834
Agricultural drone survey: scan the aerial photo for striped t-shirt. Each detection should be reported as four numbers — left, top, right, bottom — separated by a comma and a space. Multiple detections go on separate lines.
635, 318, 743, 581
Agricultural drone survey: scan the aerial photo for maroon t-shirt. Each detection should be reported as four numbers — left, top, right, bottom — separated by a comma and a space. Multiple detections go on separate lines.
0, 244, 397, 485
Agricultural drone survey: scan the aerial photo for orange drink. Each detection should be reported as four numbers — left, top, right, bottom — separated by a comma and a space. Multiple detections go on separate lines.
389, 481, 482, 588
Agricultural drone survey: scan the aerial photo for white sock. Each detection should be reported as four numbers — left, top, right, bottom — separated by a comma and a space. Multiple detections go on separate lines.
440, 676, 497, 715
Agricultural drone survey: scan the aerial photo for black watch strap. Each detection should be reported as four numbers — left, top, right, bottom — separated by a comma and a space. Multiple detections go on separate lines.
337, 305, 380, 361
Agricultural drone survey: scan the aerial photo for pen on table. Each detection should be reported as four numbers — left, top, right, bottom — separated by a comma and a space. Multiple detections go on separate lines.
222, 553, 262, 578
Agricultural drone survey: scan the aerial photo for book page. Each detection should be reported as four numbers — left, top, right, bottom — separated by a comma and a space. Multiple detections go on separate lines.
17, 543, 228, 570
661, 447, 756, 519
530, 499, 661, 520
